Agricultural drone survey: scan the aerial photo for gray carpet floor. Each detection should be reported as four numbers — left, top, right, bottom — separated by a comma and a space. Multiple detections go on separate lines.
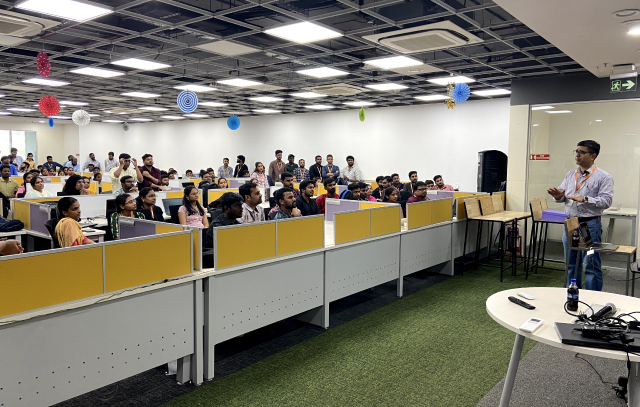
477, 241, 634, 407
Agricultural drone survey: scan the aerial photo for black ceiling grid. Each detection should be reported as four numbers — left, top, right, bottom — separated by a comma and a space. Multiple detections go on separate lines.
0, 0, 585, 122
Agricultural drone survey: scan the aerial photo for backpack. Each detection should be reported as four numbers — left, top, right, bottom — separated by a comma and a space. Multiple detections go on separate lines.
0, 218, 24, 232
339, 190, 353, 200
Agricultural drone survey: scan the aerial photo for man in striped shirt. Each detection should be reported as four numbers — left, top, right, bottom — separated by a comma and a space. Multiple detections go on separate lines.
293, 159, 309, 182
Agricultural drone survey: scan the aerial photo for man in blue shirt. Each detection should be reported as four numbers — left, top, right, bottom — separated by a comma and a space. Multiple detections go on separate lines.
65, 157, 81, 173
0, 156, 17, 175
548, 140, 614, 291
321, 154, 340, 180
43, 155, 63, 172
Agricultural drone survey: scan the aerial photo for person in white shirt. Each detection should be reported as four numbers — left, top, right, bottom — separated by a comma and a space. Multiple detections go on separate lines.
104, 151, 118, 173
342, 155, 362, 183
10, 148, 23, 167
25, 176, 53, 198
83, 153, 101, 171
109, 153, 143, 191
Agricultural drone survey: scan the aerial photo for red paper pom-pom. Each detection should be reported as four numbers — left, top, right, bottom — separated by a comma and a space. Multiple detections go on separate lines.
39, 95, 60, 117
37, 51, 50, 78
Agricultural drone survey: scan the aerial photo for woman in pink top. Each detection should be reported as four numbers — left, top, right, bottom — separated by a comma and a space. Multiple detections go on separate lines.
177, 185, 209, 228
251, 162, 269, 188
364, 184, 377, 202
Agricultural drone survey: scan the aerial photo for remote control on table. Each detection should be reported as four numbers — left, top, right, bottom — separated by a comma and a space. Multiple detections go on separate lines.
508, 296, 536, 310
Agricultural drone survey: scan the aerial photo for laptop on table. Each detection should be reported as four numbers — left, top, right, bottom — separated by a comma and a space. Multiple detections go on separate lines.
578, 222, 618, 251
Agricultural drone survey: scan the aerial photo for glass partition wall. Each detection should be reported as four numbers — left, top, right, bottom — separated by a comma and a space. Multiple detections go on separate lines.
527, 100, 640, 266
0, 130, 37, 163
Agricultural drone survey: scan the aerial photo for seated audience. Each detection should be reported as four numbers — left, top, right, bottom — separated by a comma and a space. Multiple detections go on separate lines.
425, 179, 435, 190
402, 171, 419, 194
239, 169, 251, 178
161, 173, 170, 189
55, 197, 95, 247
109, 193, 145, 239
239, 182, 265, 223
57, 169, 65, 176
41, 168, 50, 176
0, 156, 17, 175
16, 172, 35, 198
295, 180, 319, 216
363, 183, 377, 202
342, 155, 362, 183
357, 182, 368, 201
321, 154, 340, 180
372, 176, 385, 200
207, 167, 216, 180
273, 187, 301, 219
178, 185, 209, 228
0, 239, 23, 255
87, 164, 95, 173
185, 169, 193, 177
24, 152, 36, 170
43, 155, 63, 172
199, 172, 213, 188
104, 151, 118, 173
65, 157, 80, 172
18, 162, 29, 173
136, 187, 165, 222
168, 170, 178, 180
25, 176, 53, 198
433, 175, 454, 191
380, 176, 394, 200
93, 173, 102, 193
269, 172, 299, 215
316, 178, 338, 214
83, 153, 101, 171
407, 181, 429, 203
113, 175, 138, 197
391, 173, 403, 191
60, 175, 89, 196
347, 182, 361, 200
0, 165, 18, 198
383, 186, 399, 204
218, 158, 233, 179
217, 177, 228, 188
81, 176, 94, 194
251, 162, 269, 187
205, 192, 243, 247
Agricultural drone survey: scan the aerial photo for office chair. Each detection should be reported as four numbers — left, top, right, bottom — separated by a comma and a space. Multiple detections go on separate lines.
169, 205, 181, 224
400, 190, 412, 201
45, 219, 60, 248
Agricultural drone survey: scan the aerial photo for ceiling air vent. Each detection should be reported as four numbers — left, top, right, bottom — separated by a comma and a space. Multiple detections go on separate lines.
303, 83, 370, 96
0, 10, 59, 46
363, 21, 483, 54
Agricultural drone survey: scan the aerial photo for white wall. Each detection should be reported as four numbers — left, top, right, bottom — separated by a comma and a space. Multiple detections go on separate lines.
0, 117, 66, 164
77, 98, 509, 190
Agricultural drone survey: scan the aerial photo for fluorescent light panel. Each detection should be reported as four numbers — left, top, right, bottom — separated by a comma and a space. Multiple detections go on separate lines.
174, 84, 217, 92
365, 83, 408, 91
7, 108, 35, 112
0, 112, 11, 115
305, 105, 334, 110
60, 101, 88, 106
427, 76, 475, 85
112, 58, 170, 71
265, 22, 342, 44
218, 78, 263, 87
414, 95, 449, 101
249, 96, 283, 103
121, 92, 161, 98
102, 120, 123, 123
23, 78, 69, 87
472, 89, 511, 96
199, 102, 228, 107
71, 67, 124, 78
290, 92, 328, 99
129, 118, 153, 121
183, 114, 209, 118
531, 105, 554, 110
139, 106, 168, 111
296, 67, 348, 78
365, 56, 422, 69
160, 116, 185, 120
546, 110, 572, 114
51, 116, 71, 119
252, 109, 281, 114
343, 101, 376, 107
16, 0, 113, 22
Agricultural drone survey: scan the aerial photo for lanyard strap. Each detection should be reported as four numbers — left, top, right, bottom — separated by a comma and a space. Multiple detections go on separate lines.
574, 166, 597, 192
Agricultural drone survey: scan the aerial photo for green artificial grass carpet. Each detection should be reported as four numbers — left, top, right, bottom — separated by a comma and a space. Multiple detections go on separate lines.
165, 265, 565, 407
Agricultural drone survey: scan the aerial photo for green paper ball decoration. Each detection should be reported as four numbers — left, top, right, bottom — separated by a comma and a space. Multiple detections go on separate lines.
359, 107, 365, 122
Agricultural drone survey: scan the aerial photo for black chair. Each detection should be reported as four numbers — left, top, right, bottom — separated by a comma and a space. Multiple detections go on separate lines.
106, 199, 116, 214
400, 190, 412, 201
263, 207, 270, 219
268, 197, 276, 208
169, 205, 181, 224
45, 219, 60, 248
268, 211, 277, 220
0, 192, 9, 218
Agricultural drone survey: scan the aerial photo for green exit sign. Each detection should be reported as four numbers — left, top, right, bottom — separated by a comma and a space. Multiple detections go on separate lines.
611, 74, 637, 93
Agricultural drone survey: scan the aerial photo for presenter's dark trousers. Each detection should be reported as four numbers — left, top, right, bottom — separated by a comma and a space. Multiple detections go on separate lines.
562, 217, 603, 291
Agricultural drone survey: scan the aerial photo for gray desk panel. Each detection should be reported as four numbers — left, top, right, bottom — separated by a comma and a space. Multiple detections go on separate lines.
211, 254, 324, 344
400, 224, 452, 277
326, 236, 400, 303
451, 219, 488, 258
0, 283, 195, 407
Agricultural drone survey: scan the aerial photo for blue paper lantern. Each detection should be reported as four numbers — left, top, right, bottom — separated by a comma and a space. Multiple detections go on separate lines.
452, 83, 470, 104
48, 117, 54, 127
227, 115, 240, 130
177, 90, 198, 113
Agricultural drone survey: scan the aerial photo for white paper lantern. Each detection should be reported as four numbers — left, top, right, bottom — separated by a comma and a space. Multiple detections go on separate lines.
72, 109, 90, 126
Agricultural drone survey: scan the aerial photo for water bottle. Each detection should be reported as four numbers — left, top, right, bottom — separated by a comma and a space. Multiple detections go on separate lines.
571, 228, 580, 247
567, 279, 579, 312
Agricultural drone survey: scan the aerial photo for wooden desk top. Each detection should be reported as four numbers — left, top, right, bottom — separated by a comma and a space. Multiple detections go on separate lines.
470, 211, 532, 222
571, 243, 636, 255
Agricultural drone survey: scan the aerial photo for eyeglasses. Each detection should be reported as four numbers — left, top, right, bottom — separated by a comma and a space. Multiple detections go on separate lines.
416, 188, 427, 192
573, 149, 590, 155
125, 200, 135, 205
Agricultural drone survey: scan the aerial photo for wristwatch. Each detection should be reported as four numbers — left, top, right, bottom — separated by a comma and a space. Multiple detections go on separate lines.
584, 196, 589, 203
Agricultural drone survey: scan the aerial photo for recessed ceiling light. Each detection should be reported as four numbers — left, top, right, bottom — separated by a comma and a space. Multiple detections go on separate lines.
224, 111, 248, 115
531, 105, 554, 110
0, 95, 5, 98
595, 119, 602, 122
199, 101, 229, 107
0, 112, 11, 115
139, 106, 168, 111
51, 116, 71, 119
305, 105, 334, 110
16, 0, 113, 22
252, 109, 281, 114
7, 108, 36, 112
365, 83, 408, 91
290, 92, 329, 99
218, 78, 263, 87
183, 114, 209, 118
248, 96, 283, 103
365, 56, 422, 69
1, 85, 39, 91
426, 76, 476, 85
194, 40, 260, 56
160, 115, 186, 120
414, 95, 449, 101
88, 114, 99, 117
71, 67, 124, 78
60, 101, 88, 106
129, 118, 153, 121
102, 120, 123, 123
112, 58, 170, 70
627, 21, 640, 35
472, 89, 511, 96
343, 101, 376, 107
532, 124, 539, 127
546, 110, 572, 114
121, 92, 161, 98
174, 84, 218, 92
296, 67, 348, 78
265, 21, 342, 44
23, 78, 69, 87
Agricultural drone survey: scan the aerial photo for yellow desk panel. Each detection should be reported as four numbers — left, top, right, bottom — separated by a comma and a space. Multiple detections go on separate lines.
88, 182, 97, 194
102, 182, 112, 192
371, 206, 401, 237
366, 180, 379, 191
335, 210, 371, 244
277, 216, 323, 256
26, 197, 61, 203
10, 177, 22, 184
51, 176, 62, 183
431, 199, 453, 224
105, 234, 191, 292
359, 202, 390, 210
13, 201, 31, 229
207, 188, 239, 205
453, 192, 476, 200
216, 222, 276, 269
156, 224, 183, 234
407, 201, 432, 229
167, 191, 183, 199
318, 184, 327, 196
0, 247, 104, 318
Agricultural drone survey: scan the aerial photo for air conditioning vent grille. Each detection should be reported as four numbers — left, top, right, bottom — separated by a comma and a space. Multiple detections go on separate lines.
303, 83, 370, 96
388, 34, 458, 51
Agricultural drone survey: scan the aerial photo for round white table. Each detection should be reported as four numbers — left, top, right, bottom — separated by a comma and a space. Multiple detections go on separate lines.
487, 287, 640, 407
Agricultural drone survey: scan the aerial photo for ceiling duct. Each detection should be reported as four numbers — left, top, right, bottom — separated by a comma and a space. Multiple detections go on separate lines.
0, 10, 59, 46
363, 21, 483, 54
303, 83, 370, 96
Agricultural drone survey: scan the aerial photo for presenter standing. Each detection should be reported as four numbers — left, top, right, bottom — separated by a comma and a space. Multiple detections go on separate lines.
547, 140, 613, 291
